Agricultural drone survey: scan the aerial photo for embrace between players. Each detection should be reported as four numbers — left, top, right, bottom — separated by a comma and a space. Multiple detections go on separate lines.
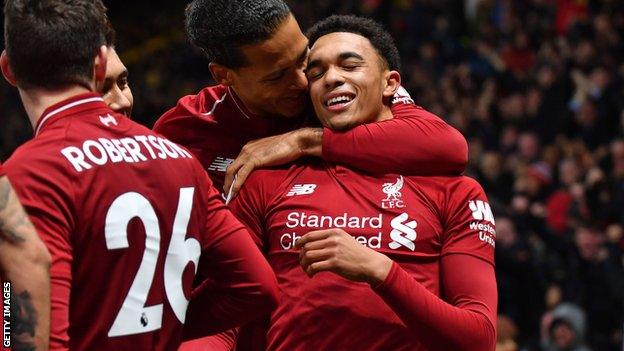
0, 0, 497, 350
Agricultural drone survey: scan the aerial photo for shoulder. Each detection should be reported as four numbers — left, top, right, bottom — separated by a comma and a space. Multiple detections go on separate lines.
390, 103, 446, 122
153, 85, 228, 142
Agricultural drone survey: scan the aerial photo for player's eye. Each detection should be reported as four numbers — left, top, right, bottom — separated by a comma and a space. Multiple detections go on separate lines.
342, 60, 362, 71
305, 67, 324, 81
118, 77, 129, 90
264, 70, 286, 83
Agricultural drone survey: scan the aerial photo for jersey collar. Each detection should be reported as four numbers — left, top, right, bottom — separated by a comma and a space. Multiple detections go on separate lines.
35, 92, 108, 136
226, 86, 259, 120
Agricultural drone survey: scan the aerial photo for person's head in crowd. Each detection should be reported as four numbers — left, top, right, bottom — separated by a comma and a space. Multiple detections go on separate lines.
495, 217, 518, 249
558, 158, 581, 187
543, 303, 588, 351
544, 284, 563, 311
185, 0, 309, 119
479, 152, 503, 181
304, 15, 400, 131
518, 132, 540, 162
101, 25, 133, 116
496, 315, 519, 351
574, 225, 606, 262
1, 0, 109, 95
549, 319, 580, 350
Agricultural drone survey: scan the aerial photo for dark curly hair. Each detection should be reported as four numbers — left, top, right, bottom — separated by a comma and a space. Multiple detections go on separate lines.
306, 15, 400, 72
185, 0, 292, 68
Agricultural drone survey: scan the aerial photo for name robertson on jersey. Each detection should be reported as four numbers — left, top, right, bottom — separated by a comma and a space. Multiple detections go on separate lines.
61, 135, 193, 172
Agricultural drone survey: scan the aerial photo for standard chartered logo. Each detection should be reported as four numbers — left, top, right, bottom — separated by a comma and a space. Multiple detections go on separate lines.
279, 211, 419, 251
389, 213, 417, 251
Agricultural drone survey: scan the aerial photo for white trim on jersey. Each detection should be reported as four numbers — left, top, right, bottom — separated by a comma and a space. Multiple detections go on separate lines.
201, 91, 228, 116
36, 97, 105, 136
227, 86, 251, 119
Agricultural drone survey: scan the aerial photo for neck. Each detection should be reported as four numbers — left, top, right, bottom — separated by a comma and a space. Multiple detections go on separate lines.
376, 105, 394, 122
18, 85, 93, 129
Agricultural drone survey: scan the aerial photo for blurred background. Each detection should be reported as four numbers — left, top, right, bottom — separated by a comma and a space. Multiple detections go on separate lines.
1, 0, 624, 350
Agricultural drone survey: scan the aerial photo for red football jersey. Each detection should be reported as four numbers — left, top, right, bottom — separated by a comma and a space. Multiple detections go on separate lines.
230, 162, 497, 350
153, 85, 467, 191
0, 162, 4, 176
4, 93, 275, 351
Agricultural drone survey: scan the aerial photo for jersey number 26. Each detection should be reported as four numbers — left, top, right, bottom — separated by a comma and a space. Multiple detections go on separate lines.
105, 187, 200, 337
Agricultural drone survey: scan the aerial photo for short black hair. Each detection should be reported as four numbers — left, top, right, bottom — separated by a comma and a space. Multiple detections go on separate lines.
306, 15, 400, 72
185, 0, 292, 68
4, 0, 109, 89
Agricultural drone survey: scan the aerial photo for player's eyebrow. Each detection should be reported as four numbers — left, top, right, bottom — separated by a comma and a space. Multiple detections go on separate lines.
263, 45, 310, 80
338, 51, 364, 62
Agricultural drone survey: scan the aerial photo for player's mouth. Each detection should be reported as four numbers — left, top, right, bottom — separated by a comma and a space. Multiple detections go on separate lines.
323, 91, 356, 112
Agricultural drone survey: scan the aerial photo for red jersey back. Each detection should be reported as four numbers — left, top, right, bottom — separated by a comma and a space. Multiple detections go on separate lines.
231, 162, 495, 351
5, 93, 242, 350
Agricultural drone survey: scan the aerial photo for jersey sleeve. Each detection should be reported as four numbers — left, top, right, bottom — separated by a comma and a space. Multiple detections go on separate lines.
0, 162, 4, 176
183, 170, 278, 340
322, 103, 468, 175
372, 256, 497, 351
5, 156, 75, 350
371, 176, 497, 350
441, 177, 495, 265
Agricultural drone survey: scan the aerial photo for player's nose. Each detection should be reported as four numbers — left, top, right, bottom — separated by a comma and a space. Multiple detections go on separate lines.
108, 87, 132, 116
323, 66, 345, 89
291, 68, 308, 91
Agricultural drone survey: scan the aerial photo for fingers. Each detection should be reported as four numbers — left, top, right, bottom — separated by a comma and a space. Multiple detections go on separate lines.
294, 229, 337, 249
299, 247, 334, 270
302, 260, 335, 278
229, 163, 255, 199
224, 158, 244, 194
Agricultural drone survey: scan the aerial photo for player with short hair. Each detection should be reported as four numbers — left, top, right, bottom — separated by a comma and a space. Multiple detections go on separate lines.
154, 0, 469, 198
0, 163, 51, 351
220, 15, 497, 350
1, 1, 278, 350
101, 26, 133, 117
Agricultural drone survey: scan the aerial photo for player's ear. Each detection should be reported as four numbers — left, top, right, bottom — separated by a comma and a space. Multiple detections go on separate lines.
93, 45, 108, 91
209, 62, 235, 86
382, 70, 401, 99
0, 51, 17, 87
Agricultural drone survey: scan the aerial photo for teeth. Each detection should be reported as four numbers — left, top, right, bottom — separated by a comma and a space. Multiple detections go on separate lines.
326, 95, 353, 106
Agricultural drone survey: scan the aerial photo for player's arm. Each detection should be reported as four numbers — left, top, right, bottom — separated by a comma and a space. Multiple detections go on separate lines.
0, 173, 51, 351
5, 162, 76, 351
182, 182, 278, 341
224, 103, 467, 196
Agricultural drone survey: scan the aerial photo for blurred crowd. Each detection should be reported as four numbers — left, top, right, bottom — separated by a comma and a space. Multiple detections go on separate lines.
1, 0, 623, 350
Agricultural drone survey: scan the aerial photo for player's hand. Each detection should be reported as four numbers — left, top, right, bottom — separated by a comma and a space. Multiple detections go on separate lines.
224, 128, 322, 199
295, 228, 393, 286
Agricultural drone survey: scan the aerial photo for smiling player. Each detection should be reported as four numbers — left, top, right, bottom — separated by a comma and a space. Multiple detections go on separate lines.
222, 15, 498, 351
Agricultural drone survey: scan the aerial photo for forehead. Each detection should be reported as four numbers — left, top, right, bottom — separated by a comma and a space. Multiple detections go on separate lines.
106, 49, 126, 76
239, 15, 308, 71
309, 32, 378, 61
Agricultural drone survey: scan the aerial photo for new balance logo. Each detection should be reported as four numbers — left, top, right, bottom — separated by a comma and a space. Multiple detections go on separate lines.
389, 213, 417, 251
469, 200, 495, 224
207, 157, 234, 172
99, 114, 118, 127
286, 184, 317, 196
